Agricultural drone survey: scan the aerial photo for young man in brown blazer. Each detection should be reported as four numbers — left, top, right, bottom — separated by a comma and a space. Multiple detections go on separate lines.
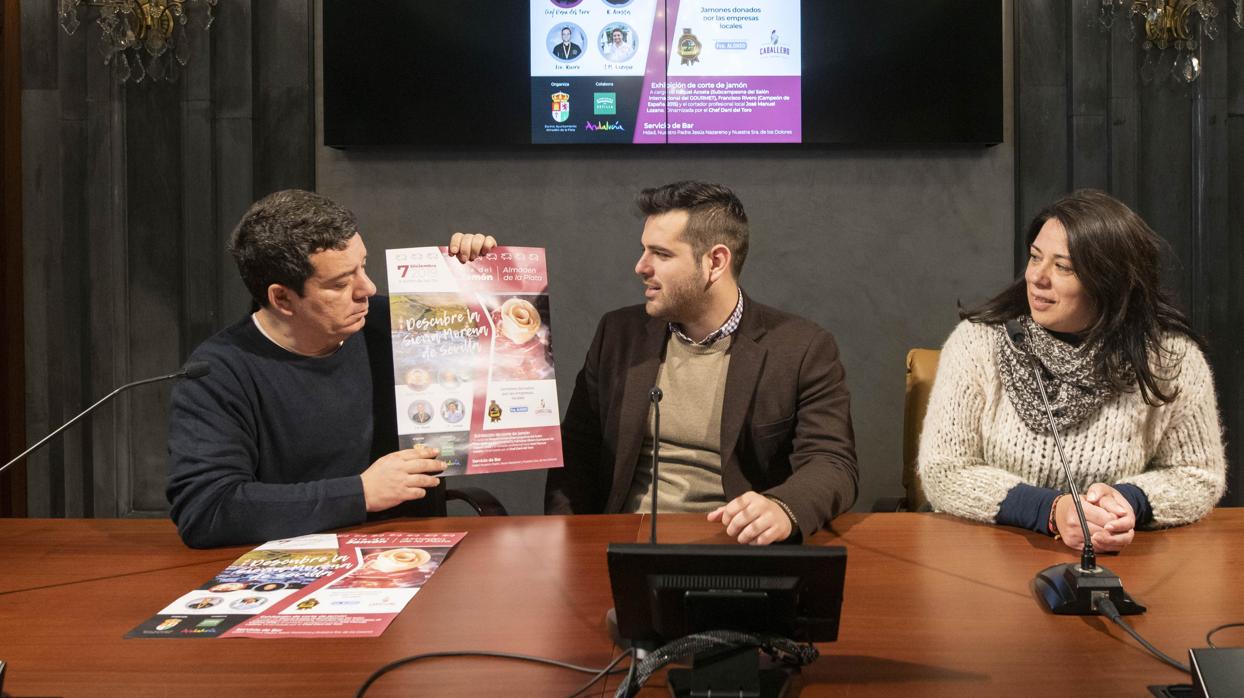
546, 181, 858, 544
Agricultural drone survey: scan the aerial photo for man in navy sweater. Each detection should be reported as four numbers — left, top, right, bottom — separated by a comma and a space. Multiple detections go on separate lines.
167, 190, 495, 548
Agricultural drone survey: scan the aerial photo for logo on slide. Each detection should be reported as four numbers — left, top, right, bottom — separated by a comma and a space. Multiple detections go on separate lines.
678, 28, 702, 66
760, 28, 790, 56
585, 120, 625, 131
551, 92, 570, 123
593, 93, 617, 115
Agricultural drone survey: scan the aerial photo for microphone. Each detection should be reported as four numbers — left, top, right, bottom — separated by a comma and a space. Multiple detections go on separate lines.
649, 386, 663, 545
1, 361, 212, 477
1004, 320, 1145, 616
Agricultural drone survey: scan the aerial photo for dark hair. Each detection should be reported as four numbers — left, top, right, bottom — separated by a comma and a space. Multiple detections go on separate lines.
963, 189, 1203, 405
228, 189, 359, 308
637, 180, 750, 277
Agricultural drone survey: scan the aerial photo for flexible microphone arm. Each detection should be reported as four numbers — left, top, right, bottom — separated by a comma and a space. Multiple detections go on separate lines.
1004, 320, 1145, 616
649, 386, 663, 544
0, 361, 211, 477
1005, 322, 1097, 572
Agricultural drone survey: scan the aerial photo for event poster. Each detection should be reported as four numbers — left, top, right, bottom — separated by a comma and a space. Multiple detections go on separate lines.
531, 0, 801, 143
386, 246, 563, 476
128, 532, 465, 639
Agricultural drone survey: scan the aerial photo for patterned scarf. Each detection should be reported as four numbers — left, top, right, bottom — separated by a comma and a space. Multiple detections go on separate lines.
994, 316, 1115, 434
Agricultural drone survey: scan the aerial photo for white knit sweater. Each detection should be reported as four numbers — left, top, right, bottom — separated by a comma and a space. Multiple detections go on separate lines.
918, 320, 1227, 528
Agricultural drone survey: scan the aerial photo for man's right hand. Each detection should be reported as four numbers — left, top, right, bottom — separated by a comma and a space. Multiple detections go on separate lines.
360, 445, 446, 513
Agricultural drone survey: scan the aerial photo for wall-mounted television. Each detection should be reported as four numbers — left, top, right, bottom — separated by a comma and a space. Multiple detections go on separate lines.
323, 1, 1003, 147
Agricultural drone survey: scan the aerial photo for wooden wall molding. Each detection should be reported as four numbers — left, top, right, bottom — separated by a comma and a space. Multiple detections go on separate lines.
1, 0, 26, 516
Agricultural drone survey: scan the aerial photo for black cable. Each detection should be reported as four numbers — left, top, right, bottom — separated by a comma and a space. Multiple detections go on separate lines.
1205, 622, 1244, 648
354, 649, 633, 698
617, 648, 640, 698
565, 648, 635, 698
1095, 597, 1191, 674
617, 631, 817, 696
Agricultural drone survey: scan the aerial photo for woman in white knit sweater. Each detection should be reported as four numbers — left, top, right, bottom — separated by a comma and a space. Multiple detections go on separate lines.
918, 190, 1226, 553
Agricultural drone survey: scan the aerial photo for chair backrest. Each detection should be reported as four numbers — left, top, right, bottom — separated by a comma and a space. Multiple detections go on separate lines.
903, 348, 940, 511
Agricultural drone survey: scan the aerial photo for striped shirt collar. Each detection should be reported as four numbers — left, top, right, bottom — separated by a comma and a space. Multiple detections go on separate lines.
669, 288, 744, 346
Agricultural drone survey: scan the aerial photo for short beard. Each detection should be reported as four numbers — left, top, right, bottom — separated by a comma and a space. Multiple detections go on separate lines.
647, 267, 710, 324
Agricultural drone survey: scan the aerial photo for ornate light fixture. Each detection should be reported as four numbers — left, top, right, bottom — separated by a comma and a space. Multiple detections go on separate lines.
1093, 0, 1243, 82
58, 0, 217, 84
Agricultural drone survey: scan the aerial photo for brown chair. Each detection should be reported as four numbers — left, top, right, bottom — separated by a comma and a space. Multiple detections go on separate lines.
873, 348, 940, 512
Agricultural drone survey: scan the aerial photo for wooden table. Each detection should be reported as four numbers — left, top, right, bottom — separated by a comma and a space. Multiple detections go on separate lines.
1, 510, 1242, 697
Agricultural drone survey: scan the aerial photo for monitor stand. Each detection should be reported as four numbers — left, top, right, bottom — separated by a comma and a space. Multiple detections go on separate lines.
667, 645, 791, 698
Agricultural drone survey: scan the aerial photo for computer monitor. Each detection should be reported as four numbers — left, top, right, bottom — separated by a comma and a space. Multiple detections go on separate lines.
607, 542, 847, 645
607, 542, 846, 696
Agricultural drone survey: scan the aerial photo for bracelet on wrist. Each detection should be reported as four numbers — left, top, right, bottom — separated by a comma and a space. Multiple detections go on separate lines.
1048, 493, 1067, 540
767, 496, 799, 538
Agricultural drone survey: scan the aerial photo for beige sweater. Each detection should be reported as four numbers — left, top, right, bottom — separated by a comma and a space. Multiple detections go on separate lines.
918, 320, 1226, 528
626, 333, 732, 513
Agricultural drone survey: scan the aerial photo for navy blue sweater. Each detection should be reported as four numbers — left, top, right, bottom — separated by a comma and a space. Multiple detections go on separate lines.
167, 297, 441, 548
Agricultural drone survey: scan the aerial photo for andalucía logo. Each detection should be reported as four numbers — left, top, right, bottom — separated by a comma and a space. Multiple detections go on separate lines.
585, 120, 625, 131
551, 92, 570, 123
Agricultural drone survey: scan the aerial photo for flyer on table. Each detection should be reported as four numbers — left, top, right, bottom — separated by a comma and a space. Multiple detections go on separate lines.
128, 532, 466, 639
385, 246, 563, 476
530, 0, 801, 143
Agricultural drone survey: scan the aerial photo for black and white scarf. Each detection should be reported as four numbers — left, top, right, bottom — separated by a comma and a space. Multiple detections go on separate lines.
994, 316, 1114, 434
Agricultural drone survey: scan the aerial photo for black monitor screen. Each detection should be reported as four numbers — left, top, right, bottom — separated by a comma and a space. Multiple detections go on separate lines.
607, 543, 847, 645
323, 1, 1002, 147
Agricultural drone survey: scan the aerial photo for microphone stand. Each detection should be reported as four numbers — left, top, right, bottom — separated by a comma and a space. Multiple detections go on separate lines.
1, 363, 211, 477
606, 385, 665, 657
1006, 323, 1145, 615
649, 386, 663, 544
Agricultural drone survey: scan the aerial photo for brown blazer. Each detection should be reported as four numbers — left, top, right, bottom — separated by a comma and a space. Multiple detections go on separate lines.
545, 295, 858, 537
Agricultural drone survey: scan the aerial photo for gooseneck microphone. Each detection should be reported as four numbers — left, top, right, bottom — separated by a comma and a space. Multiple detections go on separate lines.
649, 386, 663, 545
1005, 321, 1098, 569
1004, 320, 1144, 616
0, 361, 212, 477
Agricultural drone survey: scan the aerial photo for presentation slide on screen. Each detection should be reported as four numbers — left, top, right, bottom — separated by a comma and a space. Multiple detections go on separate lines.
530, 0, 801, 144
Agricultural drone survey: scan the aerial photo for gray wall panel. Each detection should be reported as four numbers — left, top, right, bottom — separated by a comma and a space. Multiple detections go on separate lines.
1016, 0, 1066, 88
211, 0, 253, 119
1232, 28, 1244, 113
214, 117, 257, 315
182, 98, 219, 349
1227, 114, 1244, 505
253, 0, 314, 195
125, 83, 185, 514
1070, 114, 1109, 189
19, 0, 55, 90
21, 88, 60, 518
84, 78, 127, 519
1108, 95, 1139, 204
1015, 84, 1067, 245
57, 116, 88, 518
